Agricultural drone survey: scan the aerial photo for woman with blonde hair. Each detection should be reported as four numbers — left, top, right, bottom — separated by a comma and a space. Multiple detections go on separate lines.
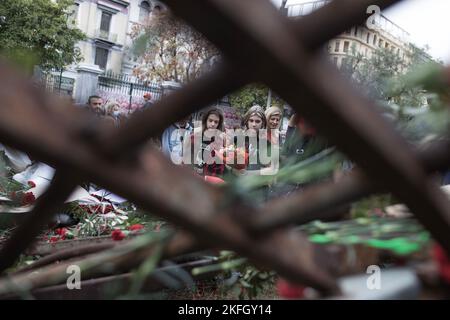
104, 101, 124, 126
265, 106, 282, 145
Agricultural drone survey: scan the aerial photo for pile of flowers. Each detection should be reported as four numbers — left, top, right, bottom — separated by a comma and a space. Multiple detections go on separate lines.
0, 179, 36, 207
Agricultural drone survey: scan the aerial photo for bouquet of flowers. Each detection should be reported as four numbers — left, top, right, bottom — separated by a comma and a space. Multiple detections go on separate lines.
218, 145, 249, 170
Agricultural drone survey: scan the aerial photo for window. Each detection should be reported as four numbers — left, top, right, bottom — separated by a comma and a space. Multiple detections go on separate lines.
354, 27, 358, 37
366, 33, 370, 44
100, 11, 112, 33
333, 57, 338, 66
379, 39, 383, 47
334, 40, 340, 52
365, 48, 368, 56
343, 41, 349, 53
373, 35, 377, 45
139, 1, 151, 23
342, 57, 349, 67
95, 47, 109, 70
385, 42, 389, 49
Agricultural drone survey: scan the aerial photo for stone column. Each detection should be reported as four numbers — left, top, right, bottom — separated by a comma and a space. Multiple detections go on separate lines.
73, 64, 103, 104
161, 80, 182, 97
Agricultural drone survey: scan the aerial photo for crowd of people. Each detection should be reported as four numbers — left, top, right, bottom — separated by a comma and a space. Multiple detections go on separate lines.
58, 93, 450, 205
82, 93, 341, 200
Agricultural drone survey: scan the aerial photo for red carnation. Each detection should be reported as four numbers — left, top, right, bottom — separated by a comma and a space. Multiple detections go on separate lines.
49, 236, 59, 243
21, 192, 36, 206
103, 204, 114, 214
111, 229, 126, 241
433, 244, 450, 284
55, 228, 67, 237
128, 224, 144, 232
276, 278, 305, 299
27, 181, 36, 188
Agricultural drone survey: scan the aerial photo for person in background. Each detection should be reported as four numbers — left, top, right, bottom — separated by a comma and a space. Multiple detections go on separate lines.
270, 113, 333, 198
143, 92, 154, 110
161, 115, 192, 164
265, 106, 283, 146
188, 108, 227, 177
232, 105, 274, 202
239, 105, 268, 173
87, 95, 104, 116
105, 101, 125, 126
282, 113, 329, 165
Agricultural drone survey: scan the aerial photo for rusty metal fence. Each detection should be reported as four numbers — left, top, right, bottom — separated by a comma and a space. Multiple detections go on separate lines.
0, 0, 449, 297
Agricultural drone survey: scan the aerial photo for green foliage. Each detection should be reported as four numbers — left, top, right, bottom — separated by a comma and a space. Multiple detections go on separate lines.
0, 0, 85, 72
342, 46, 409, 101
351, 194, 395, 218
300, 217, 430, 256
229, 83, 284, 116
225, 148, 342, 206
191, 251, 276, 300
386, 62, 450, 142
340, 44, 448, 143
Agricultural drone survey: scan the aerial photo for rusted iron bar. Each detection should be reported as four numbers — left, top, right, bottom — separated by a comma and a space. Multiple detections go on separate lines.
0, 115, 337, 293
25, 234, 138, 256
14, 243, 116, 275
163, 0, 450, 254
0, 231, 198, 296
253, 172, 373, 232
0, 171, 78, 274
0, 0, 447, 299
418, 139, 450, 173
0, 63, 338, 294
249, 139, 450, 233
96, 150, 339, 294
96, 63, 249, 157
1, 258, 218, 300
291, 0, 403, 53
95, 0, 404, 158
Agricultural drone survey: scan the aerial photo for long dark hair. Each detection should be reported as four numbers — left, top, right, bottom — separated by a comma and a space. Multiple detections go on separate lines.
201, 108, 224, 132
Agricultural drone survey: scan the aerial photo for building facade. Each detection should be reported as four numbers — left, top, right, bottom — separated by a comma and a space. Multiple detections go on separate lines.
285, 0, 415, 69
70, 0, 165, 73
50, 0, 164, 99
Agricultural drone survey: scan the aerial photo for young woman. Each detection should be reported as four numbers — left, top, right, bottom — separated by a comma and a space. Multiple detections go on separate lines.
265, 106, 282, 146
188, 108, 227, 177
240, 105, 267, 173
265, 106, 282, 130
